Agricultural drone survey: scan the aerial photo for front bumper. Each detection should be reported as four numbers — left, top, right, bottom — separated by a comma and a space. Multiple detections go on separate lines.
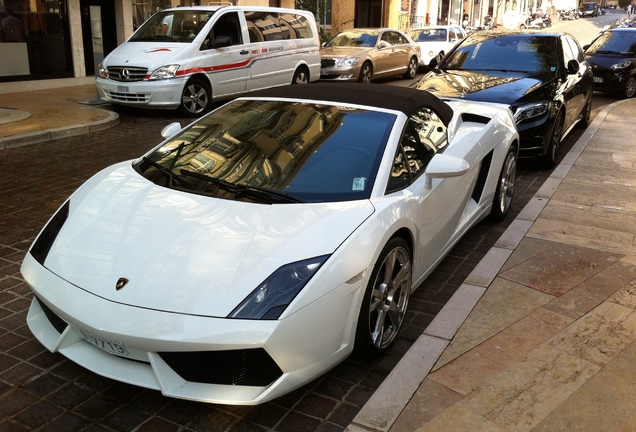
319, 66, 360, 81
22, 252, 357, 405
96, 77, 187, 109
516, 113, 552, 159
591, 71, 629, 93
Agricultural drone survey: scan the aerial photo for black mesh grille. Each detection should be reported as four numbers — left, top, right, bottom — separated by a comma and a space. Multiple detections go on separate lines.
35, 296, 68, 334
104, 91, 151, 103
159, 348, 283, 387
321, 59, 336, 68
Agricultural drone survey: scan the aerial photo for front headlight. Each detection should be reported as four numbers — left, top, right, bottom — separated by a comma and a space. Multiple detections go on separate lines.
228, 255, 330, 320
611, 60, 633, 70
97, 63, 108, 79
336, 57, 360, 67
513, 103, 549, 123
149, 65, 180, 80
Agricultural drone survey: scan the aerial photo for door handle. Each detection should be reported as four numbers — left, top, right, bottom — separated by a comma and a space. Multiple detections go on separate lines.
240, 50, 249, 55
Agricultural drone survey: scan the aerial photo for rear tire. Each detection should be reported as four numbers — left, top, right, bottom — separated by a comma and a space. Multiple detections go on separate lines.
355, 238, 411, 356
403, 56, 418, 79
292, 67, 309, 84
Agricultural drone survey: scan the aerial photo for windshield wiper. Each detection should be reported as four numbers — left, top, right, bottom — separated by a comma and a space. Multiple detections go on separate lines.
595, 49, 623, 54
180, 169, 302, 204
141, 156, 193, 189
132, 35, 177, 42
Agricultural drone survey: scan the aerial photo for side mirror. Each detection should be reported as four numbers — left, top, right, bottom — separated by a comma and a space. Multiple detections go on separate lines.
211, 35, 232, 48
378, 40, 391, 49
424, 154, 470, 189
566, 59, 579, 75
161, 122, 182, 138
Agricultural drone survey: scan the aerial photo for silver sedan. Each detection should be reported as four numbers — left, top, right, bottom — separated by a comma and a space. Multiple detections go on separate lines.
320, 28, 421, 83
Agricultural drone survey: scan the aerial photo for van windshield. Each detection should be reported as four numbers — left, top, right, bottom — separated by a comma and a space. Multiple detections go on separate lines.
130, 10, 216, 43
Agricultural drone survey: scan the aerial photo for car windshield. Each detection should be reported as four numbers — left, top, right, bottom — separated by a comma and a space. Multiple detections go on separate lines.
441, 34, 559, 74
408, 29, 447, 42
325, 31, 379, 47
134, 99, 395, 203
130, 10, 216, 42
586, 31, 636, 55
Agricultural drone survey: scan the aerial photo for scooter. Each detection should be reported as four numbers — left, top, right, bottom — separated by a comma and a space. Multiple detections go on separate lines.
521, 14, 545, 29
482, 14, 497, 30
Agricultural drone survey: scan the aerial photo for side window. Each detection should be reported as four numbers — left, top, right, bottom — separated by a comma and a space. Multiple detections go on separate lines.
387, 108, 448, 193
211, 12, 243, 45
395, 32, 407, 45
566, 36, 585, 62
561, 36, 576, 65
282, 14, 313, 39
244, 11, 283, 42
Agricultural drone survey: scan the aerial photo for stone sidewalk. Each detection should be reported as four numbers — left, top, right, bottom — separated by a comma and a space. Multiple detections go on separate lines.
349, 98, 636, 432
0, 84, 118, 149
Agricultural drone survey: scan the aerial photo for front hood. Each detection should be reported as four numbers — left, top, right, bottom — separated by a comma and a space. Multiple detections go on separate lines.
321, 46, 371, 59
418, 69, 556, 105
104, 42, 187, 69
41, 162, 374, 317
586, 53, 631, 69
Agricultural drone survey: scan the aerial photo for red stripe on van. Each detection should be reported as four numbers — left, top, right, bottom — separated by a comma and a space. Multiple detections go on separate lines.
143, 58, 252, 80
177, 59, 252, 76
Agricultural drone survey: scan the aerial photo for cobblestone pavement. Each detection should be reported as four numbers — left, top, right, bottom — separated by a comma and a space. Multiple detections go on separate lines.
0, 100, 590, 431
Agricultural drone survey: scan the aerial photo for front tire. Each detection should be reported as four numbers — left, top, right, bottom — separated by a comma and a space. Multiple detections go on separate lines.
490, 145, 517, 221
358, 62, 373, 83
623, 76, 636, 98
542, 110, 563, 169
355, 238, 411, 356
579, 94, 592, 128
403, 56, 418, 79
179, 78, 211, 117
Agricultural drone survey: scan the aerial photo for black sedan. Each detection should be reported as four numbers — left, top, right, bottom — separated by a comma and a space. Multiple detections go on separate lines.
584, 28, 636, 99
417, 31, 593, 168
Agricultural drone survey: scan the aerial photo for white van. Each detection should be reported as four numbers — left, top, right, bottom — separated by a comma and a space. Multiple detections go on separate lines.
96, 6, 321, 116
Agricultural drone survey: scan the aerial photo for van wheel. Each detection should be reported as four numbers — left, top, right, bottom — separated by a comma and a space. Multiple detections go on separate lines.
179, 78, 211, 117
292, 67, 310, 84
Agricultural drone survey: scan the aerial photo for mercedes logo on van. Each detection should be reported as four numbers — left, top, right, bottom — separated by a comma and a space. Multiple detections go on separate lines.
119, 68, 130, 80
116, 278, 129, 291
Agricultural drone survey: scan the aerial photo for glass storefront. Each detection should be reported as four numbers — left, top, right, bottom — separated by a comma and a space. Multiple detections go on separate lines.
0, 0, 73, 81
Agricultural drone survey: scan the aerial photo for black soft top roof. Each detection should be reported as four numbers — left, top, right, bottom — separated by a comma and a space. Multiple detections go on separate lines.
248, 83, 454, 126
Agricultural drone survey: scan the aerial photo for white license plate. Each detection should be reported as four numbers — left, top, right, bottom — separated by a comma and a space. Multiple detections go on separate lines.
117, 85, 130, 93
80, 329, 129, 357
593, 77, 603, 83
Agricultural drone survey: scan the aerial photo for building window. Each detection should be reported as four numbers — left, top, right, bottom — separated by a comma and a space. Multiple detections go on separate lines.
0, 0, 73, 81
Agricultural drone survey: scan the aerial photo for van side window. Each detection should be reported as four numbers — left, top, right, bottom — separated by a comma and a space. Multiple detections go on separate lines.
244, 12, 283, 42
245, 11, 314, 42
211, 12, 243, 46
